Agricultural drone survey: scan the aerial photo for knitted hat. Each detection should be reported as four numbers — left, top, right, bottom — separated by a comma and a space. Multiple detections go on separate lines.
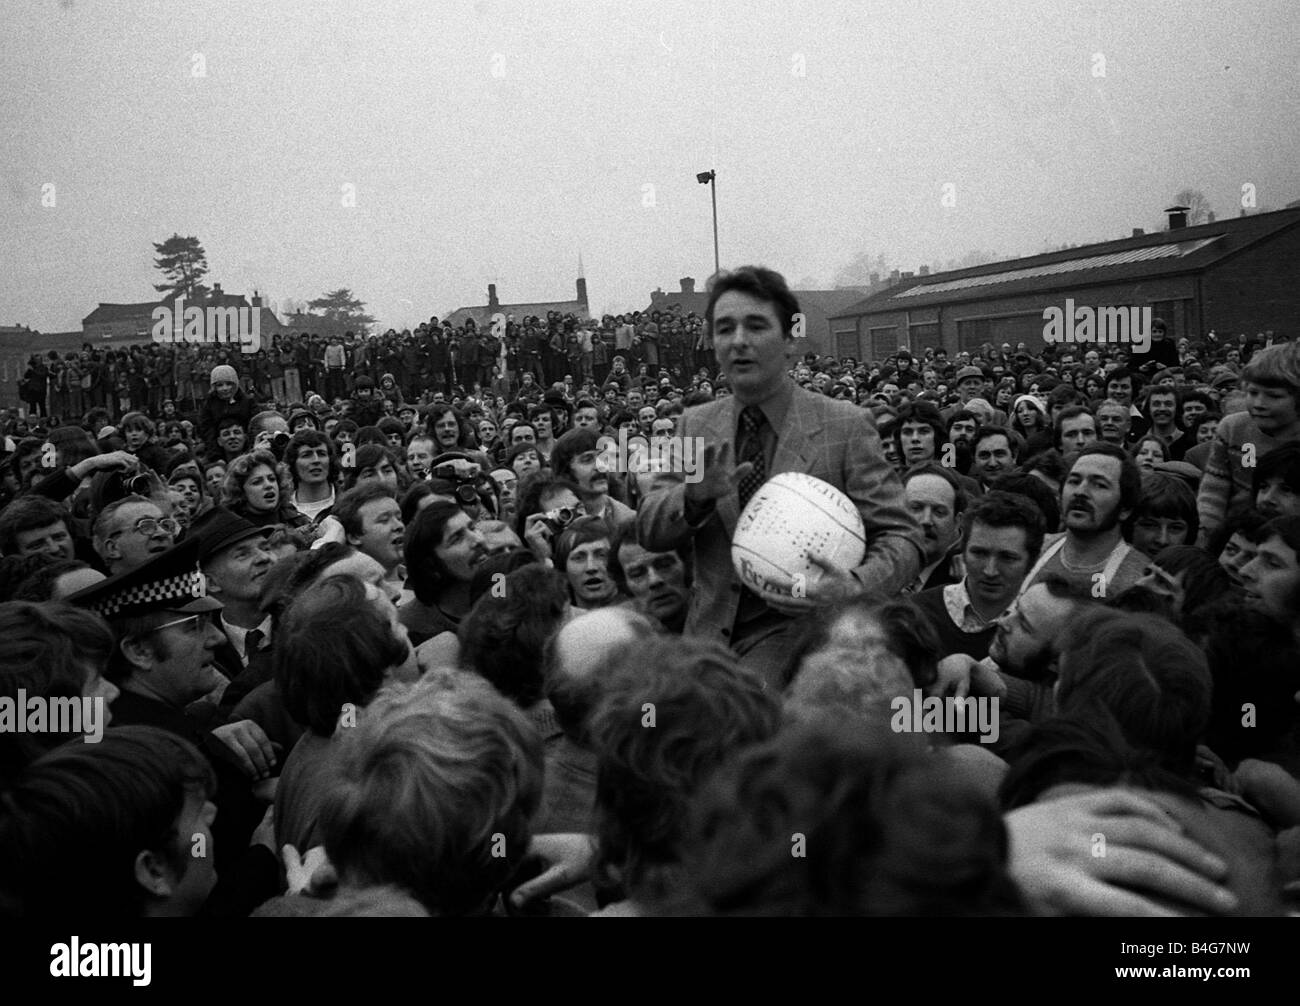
965, 398, 995, 424
210, 365, 238, 386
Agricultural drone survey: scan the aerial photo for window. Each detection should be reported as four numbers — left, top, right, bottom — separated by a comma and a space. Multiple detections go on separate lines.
869, 327, 898, 360
910, 323, 941, 353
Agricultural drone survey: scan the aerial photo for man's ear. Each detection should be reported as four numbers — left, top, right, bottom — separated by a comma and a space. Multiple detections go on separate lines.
119, 634, 157, 674
203, 568, 225, 597
345, 530, 362, 548
134, 848, 175, 899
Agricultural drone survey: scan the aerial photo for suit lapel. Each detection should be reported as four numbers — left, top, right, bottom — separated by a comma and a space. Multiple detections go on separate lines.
713, 400, 742, 531
712, 385, 823, 533
771, 386, 821, 476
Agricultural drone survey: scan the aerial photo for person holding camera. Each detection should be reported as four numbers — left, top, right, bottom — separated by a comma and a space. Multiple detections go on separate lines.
515, 473, 585, 567
425, 452, 497, 521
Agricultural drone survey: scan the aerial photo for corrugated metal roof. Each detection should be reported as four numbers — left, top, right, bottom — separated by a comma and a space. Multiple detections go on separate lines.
893, 237, 1222, 298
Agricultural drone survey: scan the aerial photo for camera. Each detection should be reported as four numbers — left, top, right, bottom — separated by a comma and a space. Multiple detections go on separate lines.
124, 473, 152, 495
428, 457, 487, 508
540, 505, 583, 534
272, 431, 291, 449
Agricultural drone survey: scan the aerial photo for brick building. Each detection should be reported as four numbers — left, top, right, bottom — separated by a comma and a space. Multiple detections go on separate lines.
829, 205, 1300, 361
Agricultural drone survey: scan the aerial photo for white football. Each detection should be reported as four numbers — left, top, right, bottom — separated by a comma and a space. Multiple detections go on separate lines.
731, 472, 867, 601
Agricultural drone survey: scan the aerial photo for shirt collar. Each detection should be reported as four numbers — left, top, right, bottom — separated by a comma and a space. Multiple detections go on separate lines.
733, 377, 794, 435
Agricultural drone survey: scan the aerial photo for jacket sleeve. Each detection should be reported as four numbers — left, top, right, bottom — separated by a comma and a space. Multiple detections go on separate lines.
637, 409, 716, 552
842, 409, 925, 596
1196, 424, 1235, 545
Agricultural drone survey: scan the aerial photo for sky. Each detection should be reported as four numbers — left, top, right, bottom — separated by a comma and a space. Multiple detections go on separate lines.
2, 0, 1298, 334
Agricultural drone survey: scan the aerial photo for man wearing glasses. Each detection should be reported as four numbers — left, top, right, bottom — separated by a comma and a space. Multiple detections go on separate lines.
91, 494, 180, 575
70, 537, 277, 884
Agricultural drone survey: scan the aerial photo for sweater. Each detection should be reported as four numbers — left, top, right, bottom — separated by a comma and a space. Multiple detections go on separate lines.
1197, 411, 1298, 542
912, 585, 997, 660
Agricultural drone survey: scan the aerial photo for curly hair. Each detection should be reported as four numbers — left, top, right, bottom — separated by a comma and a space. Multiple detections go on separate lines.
586, 637, 782, 902
319, 670, 543, 916
275, 573, 407, 737
457, 564, 568, 708
679, 722, 1023, 916
220, 449, 280, 510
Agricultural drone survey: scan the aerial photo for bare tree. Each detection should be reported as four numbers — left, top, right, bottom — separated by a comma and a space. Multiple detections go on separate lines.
832, 250, 891, 288
1169, 188, 1213, 227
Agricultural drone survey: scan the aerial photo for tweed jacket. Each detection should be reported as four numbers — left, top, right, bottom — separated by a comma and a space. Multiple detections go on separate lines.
638, 382, 924, 643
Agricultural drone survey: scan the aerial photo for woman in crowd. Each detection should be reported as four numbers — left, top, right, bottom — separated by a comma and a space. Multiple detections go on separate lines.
222, 449, 313, 530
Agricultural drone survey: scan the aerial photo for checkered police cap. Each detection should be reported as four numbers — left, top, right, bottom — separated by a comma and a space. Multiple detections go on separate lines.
68, 537, 221, 621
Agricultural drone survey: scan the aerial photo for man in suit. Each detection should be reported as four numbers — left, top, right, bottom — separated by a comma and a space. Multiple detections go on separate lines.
638, 266, 923, 689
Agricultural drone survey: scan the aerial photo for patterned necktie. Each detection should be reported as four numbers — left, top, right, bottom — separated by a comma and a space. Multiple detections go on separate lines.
736, 406, 768, 510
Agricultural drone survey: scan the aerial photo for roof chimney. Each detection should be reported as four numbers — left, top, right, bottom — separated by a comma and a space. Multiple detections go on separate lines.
1165, 205, 1189, 230
488, 284, 499, 309
211, 282, 223, 298
680, 277, 696, 294
576, 277, 588, 306
251, 289, 263, 307
901, 270, 914, 279
1132, 228, 1145, 238
889, 269, 900, 286
869, 272, 880, 286
1207, 211, 1216, 223
919, 265, 930, 276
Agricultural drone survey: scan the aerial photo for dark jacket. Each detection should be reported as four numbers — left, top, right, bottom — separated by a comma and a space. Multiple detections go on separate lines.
197, 389, 256, 455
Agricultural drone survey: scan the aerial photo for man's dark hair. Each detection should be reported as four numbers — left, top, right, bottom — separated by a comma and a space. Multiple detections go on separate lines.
1052, 404, 1095, 448
513, 473, 580, 539
680, 723, 1023, 916
893, 403, 949, 454
1193, 599, 1300, 764
458, 564, 569, 708
0, 726, 214, 917
404, 500, 468, 605
787, 598, 943, 697
946, 408, 979, 432
901, 462, 967, 514
1069, 441, 1143, 513
549, 427, 602, 484
588, 637, 782, 901
332, 482, 398, 540
1122, 473, 1198, 545
1054, 608, 1211, 774
275, 574, 407, 736
971, 425, 1022, 459
1254, 443, 1300, 499
285, 429, 340, 487
705, 266, 800, 339
961, 490, 1046, 559
11, 559, 92, 603
1022, 449, 1068, 485
0, 496, 70, 557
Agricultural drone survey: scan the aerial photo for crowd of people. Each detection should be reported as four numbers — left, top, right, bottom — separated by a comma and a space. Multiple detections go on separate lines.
1, 265, 1298, 917
12, 308, 714, 422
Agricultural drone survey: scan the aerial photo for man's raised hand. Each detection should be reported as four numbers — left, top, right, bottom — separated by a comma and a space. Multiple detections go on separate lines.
684, 440, 753, 507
